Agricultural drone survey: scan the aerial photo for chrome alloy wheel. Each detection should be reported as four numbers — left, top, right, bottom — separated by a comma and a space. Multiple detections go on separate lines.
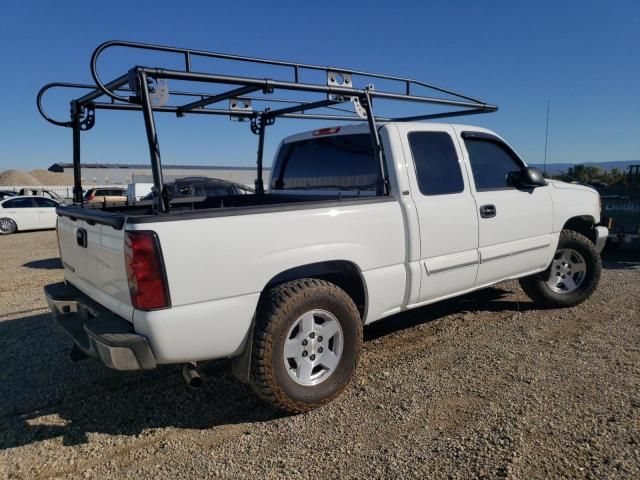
283, 309, 343, 386
546, 248, 587, 293
0, 218, 14, 233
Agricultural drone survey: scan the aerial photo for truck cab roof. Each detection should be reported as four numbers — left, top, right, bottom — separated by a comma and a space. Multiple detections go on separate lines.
282, 122, 499, 144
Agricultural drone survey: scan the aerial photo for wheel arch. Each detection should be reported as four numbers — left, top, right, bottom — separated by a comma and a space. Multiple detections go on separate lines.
262, 260, 368, 321
562, 215, 597, 244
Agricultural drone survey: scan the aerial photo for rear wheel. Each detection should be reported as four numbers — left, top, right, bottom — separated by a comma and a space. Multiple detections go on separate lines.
250, 278, 362, 413
0, 218, 16, 235
519, 229, 601, 307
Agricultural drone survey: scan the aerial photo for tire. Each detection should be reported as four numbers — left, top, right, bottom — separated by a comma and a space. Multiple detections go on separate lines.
519, 229, 602, 307
250, 278, 362, 413
0, 218, 17, 235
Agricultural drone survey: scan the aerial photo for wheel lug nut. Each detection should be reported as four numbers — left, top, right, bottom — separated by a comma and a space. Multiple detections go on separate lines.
302, 351, 308, 357
561, 275, 566, 279
318, 336, 323, 342
309, 332, 315, 339
302, 339, 308, 346
318, 347, 323, 353
310, 354, 316, 361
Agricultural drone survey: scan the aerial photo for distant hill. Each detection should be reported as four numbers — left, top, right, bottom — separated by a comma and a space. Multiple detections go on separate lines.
530, 160, 638, 176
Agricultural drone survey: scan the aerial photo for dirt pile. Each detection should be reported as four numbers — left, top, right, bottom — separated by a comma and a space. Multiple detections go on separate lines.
29, 169, 74, 186
0, 169, 74, 186
0, 170, 40, 186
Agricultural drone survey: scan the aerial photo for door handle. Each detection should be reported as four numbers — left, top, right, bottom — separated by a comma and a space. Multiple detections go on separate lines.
479, 204, 496, 218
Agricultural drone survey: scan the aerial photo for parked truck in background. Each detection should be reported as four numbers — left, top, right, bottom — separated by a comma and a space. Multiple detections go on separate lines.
601, 165, 640, 248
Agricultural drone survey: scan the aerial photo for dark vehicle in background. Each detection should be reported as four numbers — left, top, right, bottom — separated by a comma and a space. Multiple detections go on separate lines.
601, 165, 640, 248
0, 190, 17, 200
141, 177, 253, 201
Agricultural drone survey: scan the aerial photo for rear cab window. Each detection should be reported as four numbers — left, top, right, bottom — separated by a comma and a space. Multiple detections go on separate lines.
270, 134, 382, 196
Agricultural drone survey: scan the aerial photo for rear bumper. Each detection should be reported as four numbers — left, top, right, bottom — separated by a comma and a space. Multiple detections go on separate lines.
594, 226, 608, 253
44, 282, 156, 370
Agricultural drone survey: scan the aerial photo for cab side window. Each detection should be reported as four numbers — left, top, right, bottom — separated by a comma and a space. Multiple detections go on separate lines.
35, 198, 58, 208
464, 137, 523, 190
3, 198, 36, 208
408, 132, 464, 196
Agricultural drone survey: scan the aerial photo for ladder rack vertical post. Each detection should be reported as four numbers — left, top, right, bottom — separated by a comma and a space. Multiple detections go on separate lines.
362, 90, 389, 196
255, 116, 267, 194
70, 101, 83, 205
138, 70, 168, 213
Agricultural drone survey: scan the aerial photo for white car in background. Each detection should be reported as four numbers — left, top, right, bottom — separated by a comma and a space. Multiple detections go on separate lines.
0, 195, 60, 234
127, 182, 154, 203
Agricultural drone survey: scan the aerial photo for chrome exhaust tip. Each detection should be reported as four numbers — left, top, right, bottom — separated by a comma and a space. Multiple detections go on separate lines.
182, 362, 203, 389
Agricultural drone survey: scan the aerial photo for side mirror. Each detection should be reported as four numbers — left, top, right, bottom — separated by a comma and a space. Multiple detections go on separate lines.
508, 167, 547, 189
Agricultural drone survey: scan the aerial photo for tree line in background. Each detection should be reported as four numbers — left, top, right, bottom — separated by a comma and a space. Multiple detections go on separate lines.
550, 165, 628, 186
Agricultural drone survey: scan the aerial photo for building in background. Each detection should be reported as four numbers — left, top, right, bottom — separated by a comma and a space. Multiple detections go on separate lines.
48, 163, 269, 187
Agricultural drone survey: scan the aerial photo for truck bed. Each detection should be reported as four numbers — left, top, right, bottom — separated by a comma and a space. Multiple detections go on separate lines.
55, 190, 405, 362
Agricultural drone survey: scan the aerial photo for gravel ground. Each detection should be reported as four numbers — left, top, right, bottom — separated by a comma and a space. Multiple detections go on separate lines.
0, 230, 638, 479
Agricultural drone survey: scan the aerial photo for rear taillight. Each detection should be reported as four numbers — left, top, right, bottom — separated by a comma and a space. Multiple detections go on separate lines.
124, 231, 170, 310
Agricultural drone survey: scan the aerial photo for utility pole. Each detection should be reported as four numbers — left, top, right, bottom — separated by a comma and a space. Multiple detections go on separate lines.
543, 100, 550, 176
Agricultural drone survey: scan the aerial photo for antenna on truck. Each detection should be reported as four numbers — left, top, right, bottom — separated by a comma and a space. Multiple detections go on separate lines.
543, 100, 551, 176
37, 40, 499, 212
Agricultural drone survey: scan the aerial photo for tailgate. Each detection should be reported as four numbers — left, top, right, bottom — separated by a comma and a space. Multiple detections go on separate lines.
57, 214, 134, 322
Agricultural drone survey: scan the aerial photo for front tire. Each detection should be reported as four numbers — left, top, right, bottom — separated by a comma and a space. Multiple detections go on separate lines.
250, 278, 362, 413
0, 218, 17, 235
519, 229, 602, 307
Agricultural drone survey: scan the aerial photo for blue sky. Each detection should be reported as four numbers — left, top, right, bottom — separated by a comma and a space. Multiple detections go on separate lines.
0, 0, 638, 171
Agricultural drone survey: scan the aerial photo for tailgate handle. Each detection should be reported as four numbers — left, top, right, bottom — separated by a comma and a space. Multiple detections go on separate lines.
76, 228, 88, 248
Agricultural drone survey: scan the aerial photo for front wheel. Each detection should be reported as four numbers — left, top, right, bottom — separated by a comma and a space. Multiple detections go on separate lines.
519, 229, 602, 307
0, 218, 17, 235
250, 278, 362, 413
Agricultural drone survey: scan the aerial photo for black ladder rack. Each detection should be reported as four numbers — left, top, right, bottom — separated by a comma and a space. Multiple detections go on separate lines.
37, 40, 498, 212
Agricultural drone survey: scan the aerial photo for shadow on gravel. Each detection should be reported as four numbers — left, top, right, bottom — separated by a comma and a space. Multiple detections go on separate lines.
0, 284, 539, 451
0, 311, 280, 450
601, 247, 640, 271
22, 257, 63, 270
363, 285, 541, 342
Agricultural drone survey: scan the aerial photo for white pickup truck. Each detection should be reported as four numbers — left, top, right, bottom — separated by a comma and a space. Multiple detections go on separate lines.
45, 122, 608, 412
40, 41, 608, 413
